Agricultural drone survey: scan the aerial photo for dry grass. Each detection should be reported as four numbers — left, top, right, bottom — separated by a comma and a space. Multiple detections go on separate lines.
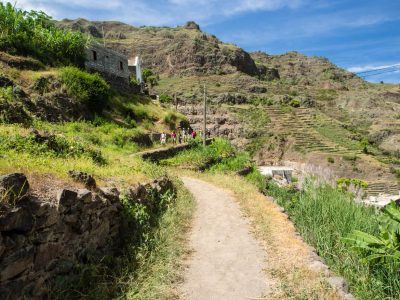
174, 170, 340, 299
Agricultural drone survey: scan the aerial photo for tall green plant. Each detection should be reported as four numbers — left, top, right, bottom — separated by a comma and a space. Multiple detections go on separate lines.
0, 2, 86, 66
345, 202, 400, 270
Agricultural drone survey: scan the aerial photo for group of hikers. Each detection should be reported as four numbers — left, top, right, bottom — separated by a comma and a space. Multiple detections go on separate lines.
160, 127, 209, 145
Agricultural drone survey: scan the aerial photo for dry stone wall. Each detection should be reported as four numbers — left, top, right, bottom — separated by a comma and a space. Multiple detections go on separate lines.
177, 104, 246, 146
0, 173, 173, 299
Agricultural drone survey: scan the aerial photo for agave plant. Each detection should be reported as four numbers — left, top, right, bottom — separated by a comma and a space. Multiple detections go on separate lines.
345, 202, 400, 270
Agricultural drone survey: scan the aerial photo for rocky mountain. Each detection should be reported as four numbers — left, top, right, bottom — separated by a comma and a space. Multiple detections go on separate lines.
58, 18, 400, 195
58, 19, 259, 77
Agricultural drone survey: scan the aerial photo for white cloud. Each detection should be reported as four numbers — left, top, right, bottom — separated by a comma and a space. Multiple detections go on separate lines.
228, 0, 304, 15
348, 63, 400, 73
4, 0, 307, 25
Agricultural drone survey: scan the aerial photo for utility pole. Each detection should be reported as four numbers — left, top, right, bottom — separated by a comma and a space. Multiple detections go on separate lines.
102, 26, 106, 47
203, 84, 207, 146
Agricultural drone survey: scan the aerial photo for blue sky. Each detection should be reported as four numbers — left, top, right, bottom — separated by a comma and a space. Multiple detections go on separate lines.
9, 0, 400, 83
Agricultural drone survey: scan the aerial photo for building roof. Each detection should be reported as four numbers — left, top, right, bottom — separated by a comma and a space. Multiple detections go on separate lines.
128, 56, 140, 67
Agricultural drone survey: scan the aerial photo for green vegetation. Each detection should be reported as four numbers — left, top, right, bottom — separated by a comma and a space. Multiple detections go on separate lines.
159, 93, 173, 104
0, 129, 106, 165
163, 111, 180, 130
122, 179, 195, 298
130, 77, 140, 86
142, 68, 158, 87
51, 178, 195, 299
265, 179, 400, 299
336, 177, 368, 192
316, 89, 338, 102
234, 107, 271, 154
289, 99, 301, 108
60, 67, 110, 112
346, 202, 400, 272
0, 2, 86, 65
161, 138, 251, 172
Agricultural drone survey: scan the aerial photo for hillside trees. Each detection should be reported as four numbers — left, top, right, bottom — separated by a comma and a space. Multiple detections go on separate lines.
0, 2, 87, 66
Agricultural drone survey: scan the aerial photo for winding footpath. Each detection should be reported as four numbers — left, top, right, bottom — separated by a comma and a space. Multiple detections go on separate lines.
180, 177, 272, 300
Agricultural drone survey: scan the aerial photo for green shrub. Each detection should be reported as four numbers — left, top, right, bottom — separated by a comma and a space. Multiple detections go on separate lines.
159, 94, 173, 104
327, 156, 335, 163
163, 112, 178, 129
142, 69, 154, 83
147, 76, 158, 87
60, 67, 110, 112
0, 2, 86, 66
289, 99, 301, 108
343, 154, 358, 162
130, 77, 139, 86
336, 177, 368, 192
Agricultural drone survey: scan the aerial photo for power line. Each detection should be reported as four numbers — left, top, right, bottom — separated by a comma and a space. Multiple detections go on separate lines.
359, 67, 400, 78
356, 64, 400, 75
355, 64, 400, 78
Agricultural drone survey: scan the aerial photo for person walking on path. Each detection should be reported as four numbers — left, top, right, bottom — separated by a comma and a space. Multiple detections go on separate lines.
182, 129, 187, 143
160, 132, 167, 145
192, 130, 197, 140
171, 131, 177, 144
178, 131, 182, 144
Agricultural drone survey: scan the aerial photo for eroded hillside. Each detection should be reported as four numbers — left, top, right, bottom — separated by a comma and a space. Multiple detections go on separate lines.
56, 19, 400, 192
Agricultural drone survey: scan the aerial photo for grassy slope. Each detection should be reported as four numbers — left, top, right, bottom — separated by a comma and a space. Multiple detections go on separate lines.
267, 181, 400, 299
0, 52, 193, 298
0, 53, 188, 185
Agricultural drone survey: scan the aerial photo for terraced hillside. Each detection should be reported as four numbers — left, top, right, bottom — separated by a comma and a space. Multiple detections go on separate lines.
58, 18, 400, 196
259, 106, 399, 196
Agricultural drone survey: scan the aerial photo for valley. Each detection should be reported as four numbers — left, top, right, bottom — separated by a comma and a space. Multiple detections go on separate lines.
1, 3, 400, 299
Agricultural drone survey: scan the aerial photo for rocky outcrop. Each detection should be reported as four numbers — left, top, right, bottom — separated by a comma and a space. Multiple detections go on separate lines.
183, 21, 201, 30
58, 19, 261, 77
0, 173, 174, 299
0, 173, 30, 203
177, 104, 246, 146
68, 170, 97, 189
213, 93, 248, 105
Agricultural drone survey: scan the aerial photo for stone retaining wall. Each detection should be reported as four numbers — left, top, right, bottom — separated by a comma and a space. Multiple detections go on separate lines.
0, 173, 173, 299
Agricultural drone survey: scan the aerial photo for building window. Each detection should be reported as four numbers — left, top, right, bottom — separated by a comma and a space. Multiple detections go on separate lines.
92, 50, 97, 61
119, 61, 123, 70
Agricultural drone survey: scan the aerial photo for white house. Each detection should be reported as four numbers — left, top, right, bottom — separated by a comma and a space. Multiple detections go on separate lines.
128, 56, 143, 84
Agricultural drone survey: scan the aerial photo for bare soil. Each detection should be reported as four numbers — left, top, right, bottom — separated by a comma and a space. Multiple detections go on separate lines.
180, 177, 273, 300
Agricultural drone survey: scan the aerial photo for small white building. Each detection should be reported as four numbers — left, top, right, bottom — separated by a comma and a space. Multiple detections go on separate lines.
258, 166, 294, 183
128, 56, 143, 84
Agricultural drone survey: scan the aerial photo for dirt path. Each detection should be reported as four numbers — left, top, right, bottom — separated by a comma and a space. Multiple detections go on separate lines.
181, 177, 272, 300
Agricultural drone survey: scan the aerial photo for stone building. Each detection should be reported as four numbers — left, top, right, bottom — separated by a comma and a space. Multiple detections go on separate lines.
85, 43, 130, 86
